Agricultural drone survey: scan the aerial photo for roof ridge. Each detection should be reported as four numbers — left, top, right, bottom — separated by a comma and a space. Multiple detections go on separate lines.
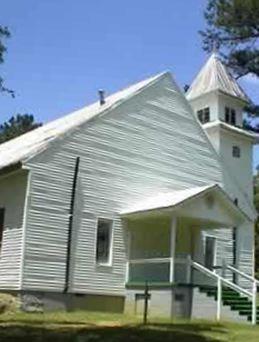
0, 71, 169, 170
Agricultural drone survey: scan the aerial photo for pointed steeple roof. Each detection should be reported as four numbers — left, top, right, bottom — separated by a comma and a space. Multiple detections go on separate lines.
186, 53, 249, 103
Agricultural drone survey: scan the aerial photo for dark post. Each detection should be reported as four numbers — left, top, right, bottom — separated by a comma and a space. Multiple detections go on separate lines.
64, 156, 80, 293
143, 281, 149, 325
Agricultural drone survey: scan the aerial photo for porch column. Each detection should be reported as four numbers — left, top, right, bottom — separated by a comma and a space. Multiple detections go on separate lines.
169, 216, 177, 283
125, 221, 131, 284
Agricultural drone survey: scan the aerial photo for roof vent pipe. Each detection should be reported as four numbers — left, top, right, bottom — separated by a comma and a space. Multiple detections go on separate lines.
98, 89, 105, 105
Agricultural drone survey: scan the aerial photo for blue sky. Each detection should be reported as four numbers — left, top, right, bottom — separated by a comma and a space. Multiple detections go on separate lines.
1, 0, 259, 167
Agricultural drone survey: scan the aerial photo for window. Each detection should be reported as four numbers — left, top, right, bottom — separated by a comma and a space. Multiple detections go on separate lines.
225, 107, 230, 123
204, 236, 216, 270
225, 107, 236, 125
197, 110, 203, 123
231, 109, 236, 125
232, 146, 241, 158
96, 219, 113, 265
0, 208, 5, 252
197, 107, 210, 124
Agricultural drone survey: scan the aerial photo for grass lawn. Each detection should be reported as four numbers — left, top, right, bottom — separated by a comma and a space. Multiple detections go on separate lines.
0, 311, 259, 341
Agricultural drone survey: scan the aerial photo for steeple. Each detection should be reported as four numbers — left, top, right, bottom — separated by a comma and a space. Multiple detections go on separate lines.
186, 53, 249, 103
186, 52, 256, 208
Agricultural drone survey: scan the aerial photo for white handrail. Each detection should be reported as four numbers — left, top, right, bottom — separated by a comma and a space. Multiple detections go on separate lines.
191, 261, 252, 298
127, 255, 190, 283
220, 276, 252, 298
227, 265, 259, 285
129, 257, 171, 264
191, 260, 257, 325
129, 256, 188, 265
191, 261, 218, 279
227, 264, 258, 325
126, 257, 257, 324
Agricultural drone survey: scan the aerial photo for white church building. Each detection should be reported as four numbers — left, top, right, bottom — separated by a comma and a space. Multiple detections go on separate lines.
0, 53, 258, 323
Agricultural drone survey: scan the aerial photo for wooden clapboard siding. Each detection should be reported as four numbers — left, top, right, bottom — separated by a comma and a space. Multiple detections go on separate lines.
20, 73, 228, 294
202, 228, 234, 280
0, 170, 28, 289
237, 224, 254, 289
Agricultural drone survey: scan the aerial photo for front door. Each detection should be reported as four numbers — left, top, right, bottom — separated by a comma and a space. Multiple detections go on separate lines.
204, 236, 216, 270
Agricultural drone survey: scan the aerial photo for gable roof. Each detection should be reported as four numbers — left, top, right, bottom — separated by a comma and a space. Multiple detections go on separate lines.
0, 72, 167, 171
121, 185, 212, 215
120, 184, 250, 223
186, 53, 249, 103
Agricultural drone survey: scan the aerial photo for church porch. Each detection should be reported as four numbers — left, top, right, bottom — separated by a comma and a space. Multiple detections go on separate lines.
121, 185, 256, 321
121, 184, 247, 288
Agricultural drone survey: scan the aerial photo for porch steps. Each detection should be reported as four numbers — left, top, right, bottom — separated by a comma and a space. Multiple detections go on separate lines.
199, 286, 259, 324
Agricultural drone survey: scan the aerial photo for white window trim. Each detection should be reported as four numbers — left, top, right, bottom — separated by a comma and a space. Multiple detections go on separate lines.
204, 235, 217, 271
232, 146, 241, 158
95, 217, 114, 268
197, 107, 210, 124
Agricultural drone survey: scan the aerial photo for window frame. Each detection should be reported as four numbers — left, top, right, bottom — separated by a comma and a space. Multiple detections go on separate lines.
225, 107, 236, 126
204, 235, 217, 271
204, 107, 210, 123
232, 146, 241, 158
95, 218, 114, 267
231, 109, 236, 125
197, 107, 210, 124
197, 109, 203, 123
225, 107, 230, 123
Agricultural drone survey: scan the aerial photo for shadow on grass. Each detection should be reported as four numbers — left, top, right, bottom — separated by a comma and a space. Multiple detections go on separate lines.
0, 322, 227, 342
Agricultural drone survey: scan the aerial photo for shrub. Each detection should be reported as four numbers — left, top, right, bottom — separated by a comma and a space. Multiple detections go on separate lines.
0, 293, 19, 314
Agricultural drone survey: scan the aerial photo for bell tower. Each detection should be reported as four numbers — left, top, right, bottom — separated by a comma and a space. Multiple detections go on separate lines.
186, 53, 255, 203
186, 53, 257, 280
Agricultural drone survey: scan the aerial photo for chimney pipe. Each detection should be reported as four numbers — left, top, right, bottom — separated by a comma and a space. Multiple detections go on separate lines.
98, 89, 105, 105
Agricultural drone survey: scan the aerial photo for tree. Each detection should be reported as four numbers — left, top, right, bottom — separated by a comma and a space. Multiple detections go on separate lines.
0, 25, 14, 97
201, 0, 259, 115
0, 114, 42, 144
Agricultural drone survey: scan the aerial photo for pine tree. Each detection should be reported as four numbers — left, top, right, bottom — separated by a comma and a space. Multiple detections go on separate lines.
0, 114, 42, 144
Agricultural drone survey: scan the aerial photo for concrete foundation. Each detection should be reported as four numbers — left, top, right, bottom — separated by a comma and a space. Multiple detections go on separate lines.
19, 291, 125, 313
1, 286, 249, 324
125, 285, 249, 323
125, 285, 192, 318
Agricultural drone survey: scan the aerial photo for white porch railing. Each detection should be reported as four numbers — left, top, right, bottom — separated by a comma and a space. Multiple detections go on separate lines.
126, 255, 191, 284
191, 261, 257, 325
126, 257, 171, 284
126, 257, 258, 325
226, 264, 259, 325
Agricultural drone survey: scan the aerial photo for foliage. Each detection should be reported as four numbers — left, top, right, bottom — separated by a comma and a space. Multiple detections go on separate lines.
0, 114, 42, 144
0, 293, 19, 314
0, 25, 14, 97
243, 119, 259, 133
201, 0, 259, 115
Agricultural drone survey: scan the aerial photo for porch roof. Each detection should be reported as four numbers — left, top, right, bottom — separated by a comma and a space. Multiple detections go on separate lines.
120, 184, 251, 225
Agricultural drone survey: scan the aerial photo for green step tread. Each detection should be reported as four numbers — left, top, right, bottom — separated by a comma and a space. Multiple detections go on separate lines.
199, 285, 259, 324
